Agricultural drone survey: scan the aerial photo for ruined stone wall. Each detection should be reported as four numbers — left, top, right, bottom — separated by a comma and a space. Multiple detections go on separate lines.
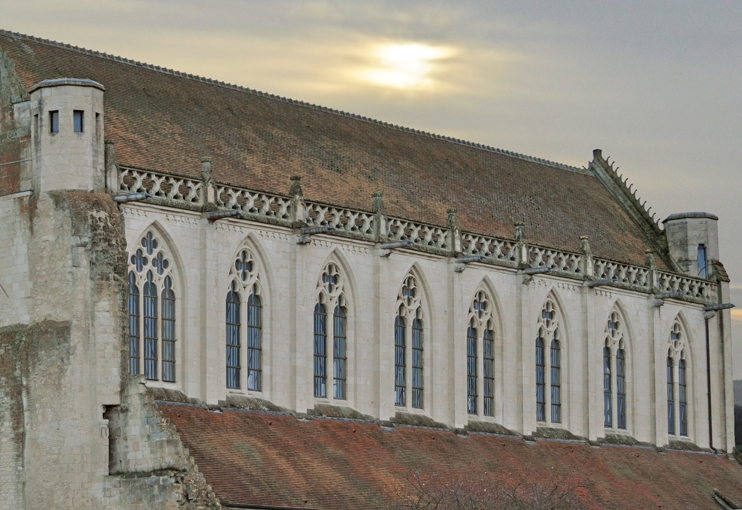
102, 377, 219, 509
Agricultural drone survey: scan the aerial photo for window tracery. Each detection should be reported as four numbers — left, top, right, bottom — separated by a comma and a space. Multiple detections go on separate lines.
466, 290, 495, 417
667, 320, 688, 436
226, 247, 263, 391
314, 262, 348, 400
395, 273, 424, 409
604, 311, 627, 430
536, 297, 562, 424
127, 230, 177, 382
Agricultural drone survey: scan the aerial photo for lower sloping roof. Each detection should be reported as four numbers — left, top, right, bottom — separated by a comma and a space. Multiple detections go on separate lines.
159, 403, 742, 510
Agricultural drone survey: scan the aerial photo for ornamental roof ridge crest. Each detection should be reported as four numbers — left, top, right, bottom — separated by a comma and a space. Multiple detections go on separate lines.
1, 28, 584, 174
604, 157, 663, 233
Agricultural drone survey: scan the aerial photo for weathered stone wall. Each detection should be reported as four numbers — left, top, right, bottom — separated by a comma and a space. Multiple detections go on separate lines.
102, 377, 219, 509
122, 203, 731, 452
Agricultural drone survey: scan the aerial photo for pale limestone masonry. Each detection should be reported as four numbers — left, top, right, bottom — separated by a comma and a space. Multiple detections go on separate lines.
0, 75, 736, 509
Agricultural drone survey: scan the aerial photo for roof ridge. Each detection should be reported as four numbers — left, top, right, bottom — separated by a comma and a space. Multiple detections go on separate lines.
601, 155, 663, 233
0, 28, 584, 174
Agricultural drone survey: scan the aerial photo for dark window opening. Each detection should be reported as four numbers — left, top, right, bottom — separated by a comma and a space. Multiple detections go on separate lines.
247, 289, 262, 391
50, 110, 59, 134
73, 110, 84, 133
667, 356, 675, 435
411, 314, 424, 409
394, 313, 406, 406
333, 306, 347, 400
604, 346, 612, 427
161, 276, 176, 382
483, 328, 494, 417
697, 244, 707, 278
536, 336, 545, 422
226, 282, 241, 389
128, 272, 140, 375
467, 321, 477, 415
550, 339, 561, 423
314, 302, 327, 398
679, 358, 688, 436
617, 349, 626, 429
143, 271, 158, 380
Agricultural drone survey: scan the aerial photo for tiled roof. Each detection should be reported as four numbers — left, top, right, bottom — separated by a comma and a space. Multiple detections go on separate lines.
159, 403, 742, 510
0, 29, 669, 268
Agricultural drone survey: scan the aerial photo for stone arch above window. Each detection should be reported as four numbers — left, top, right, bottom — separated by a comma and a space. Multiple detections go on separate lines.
226, 246, 264, 392
467, 288, 496, 418
127, 229, 178, 383
536, 295, 562, 425
604, 308, 628, 430
395, 271, 425, 410
314, 261, 349, 401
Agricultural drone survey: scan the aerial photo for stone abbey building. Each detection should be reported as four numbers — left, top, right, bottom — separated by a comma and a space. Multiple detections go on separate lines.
0, 29, 740, 509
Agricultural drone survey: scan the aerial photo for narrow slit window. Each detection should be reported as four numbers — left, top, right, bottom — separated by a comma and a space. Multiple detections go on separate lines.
411, 313, 424, 409
50, 110, 59, 133
483, 328, 494, 417
604, 345, 612, 427
466, 320, 477, 415
550, 339, 561, 423
143, 271, 158, 380
333, 305, 347, 400
667, 356, 675, 435
73, 110, 84, 133
247, 289, 262, 391
535, 336, 545, 422
226, 282, 241, 389
679, 358, 688, 436
394, 313, 406, 406
616, 349, 626, 429
161, 276, 176, 383
697, 244, 707, 278
128, 272, 140, 375
313, 301, 327, 398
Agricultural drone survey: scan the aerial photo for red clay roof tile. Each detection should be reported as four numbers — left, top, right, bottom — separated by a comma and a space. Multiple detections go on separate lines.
160, 403, 742, 510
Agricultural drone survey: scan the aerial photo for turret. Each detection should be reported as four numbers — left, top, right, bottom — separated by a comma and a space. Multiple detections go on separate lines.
663, 212, 719, 278
29, 78, 105, 193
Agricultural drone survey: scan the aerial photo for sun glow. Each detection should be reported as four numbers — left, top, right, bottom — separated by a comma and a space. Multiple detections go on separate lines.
362, 43, 453, 90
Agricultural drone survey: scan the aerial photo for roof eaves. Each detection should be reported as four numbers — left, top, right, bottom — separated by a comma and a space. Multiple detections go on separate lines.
1, 28, 587, 175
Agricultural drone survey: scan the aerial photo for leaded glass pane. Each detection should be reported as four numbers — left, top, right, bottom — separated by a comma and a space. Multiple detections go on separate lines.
314, 302, 327, 398
161, 276, 176, 383
550, 339, 561, 423
667, 356, 675, 435
226, 283, 241, 389
679, 358, 687, 436
604, 346, 612, 427
128, 272, 140, 375
617, 349, 626, 429
411, 317, 423, 409
467, 323, 477, 415
394, 314, 406, 406
333, 306, 347, 400
536, 336, 545, 422
483, 328, 494, 417
247, 291, 262, 391
143, 271, 158, 380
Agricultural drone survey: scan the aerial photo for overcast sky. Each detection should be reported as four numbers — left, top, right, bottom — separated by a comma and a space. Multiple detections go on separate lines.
6, 1, 742, 372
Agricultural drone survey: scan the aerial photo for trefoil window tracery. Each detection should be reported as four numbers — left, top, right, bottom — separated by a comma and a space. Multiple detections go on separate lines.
466, 290, 495, 418
536, 297, 562, 424
395, 273, 424, 409
314, 262, 348, 401
667, 320, 688, 437
225, 248, 263, 391
604, 310, 627, 430
127, 230, 177, 383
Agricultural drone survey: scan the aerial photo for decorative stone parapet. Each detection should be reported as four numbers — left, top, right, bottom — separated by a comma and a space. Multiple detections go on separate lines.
116, 165, 718, 304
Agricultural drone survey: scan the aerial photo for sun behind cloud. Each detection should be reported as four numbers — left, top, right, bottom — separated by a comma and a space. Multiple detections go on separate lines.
360, 42, 454, 91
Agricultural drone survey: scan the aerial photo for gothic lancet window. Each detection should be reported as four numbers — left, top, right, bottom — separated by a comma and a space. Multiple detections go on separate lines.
467, 290, 496, 417
536, 298, 563, 424
226, 248, 263, 391
314, 262, 348, 401
604, 311, 627, 430
127, 231, 177, 382
667, 320, 689, 437
395, 273, 425, 409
